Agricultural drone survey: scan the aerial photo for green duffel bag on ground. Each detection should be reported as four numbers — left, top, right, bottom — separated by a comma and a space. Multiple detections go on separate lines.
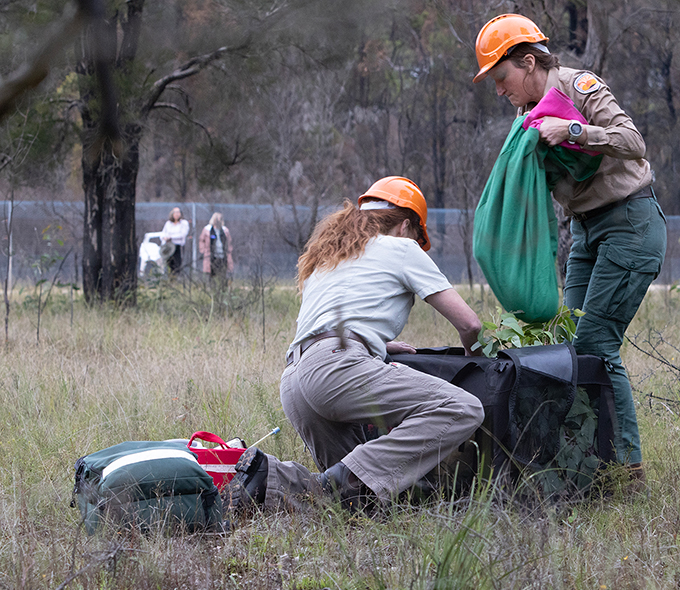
71, 440, 223, 535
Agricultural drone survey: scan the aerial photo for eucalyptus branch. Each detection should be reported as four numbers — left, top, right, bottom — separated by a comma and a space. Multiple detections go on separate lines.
647, 394, 680, 406
151, 102, 186, 115
165, 84, 191, 100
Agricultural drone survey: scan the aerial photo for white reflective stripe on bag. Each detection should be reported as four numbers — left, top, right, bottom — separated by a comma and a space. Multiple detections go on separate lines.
102, 449, 199, 480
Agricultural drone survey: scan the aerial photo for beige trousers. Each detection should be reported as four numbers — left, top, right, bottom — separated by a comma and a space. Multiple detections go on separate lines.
268, 337, 483, 505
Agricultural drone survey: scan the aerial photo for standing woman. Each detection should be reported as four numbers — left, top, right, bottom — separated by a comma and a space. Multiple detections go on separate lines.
473, 14, 667, 476
199, 212, 234, 280
161, 207, 190, 276
227, 177, 484, 513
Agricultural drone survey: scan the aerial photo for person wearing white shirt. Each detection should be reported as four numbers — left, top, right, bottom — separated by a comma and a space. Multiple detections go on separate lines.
161, 207, 190, 275
226, 177, 484, 516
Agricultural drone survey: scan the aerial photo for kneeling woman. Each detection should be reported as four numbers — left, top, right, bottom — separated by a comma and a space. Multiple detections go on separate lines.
228, 177, 484, 512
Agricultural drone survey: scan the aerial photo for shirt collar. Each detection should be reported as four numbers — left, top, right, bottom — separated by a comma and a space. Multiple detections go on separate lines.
518, 67, 561, 116
543, 68, 561, 96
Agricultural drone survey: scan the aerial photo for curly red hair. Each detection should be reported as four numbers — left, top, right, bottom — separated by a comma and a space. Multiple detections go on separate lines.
296, 199, 423, 292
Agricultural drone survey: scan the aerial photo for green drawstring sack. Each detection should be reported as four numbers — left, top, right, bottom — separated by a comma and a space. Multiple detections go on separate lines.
473, 116, 602, 323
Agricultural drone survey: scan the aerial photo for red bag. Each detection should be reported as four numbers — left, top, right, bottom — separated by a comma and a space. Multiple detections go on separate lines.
187, 431, 247, 490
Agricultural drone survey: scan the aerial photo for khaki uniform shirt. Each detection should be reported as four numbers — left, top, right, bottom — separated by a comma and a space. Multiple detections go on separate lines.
522, 67, 652, 216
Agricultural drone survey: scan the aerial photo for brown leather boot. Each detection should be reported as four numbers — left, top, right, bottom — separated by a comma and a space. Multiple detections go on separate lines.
628, 462, 645, 482
319, 462, 371, 513
627, 462, 649, 498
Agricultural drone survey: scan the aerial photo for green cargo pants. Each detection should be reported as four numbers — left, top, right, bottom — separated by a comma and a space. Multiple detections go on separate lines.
565, 193, 666, 464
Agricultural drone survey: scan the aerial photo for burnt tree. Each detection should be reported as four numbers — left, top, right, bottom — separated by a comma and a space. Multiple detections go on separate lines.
75, 0, 247, 303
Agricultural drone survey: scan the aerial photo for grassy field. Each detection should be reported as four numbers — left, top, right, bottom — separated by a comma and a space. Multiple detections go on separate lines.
1, 279, 679, 589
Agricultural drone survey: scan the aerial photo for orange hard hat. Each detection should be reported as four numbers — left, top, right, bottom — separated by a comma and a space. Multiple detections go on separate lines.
473, 14, 548, 83
358, 176, 431, 251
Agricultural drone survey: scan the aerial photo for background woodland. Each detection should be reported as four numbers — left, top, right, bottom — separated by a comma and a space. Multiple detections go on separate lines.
1, 0, 678, 301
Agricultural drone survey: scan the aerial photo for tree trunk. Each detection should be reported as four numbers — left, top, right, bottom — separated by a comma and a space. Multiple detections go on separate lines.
82, 125, 140, 304
77, 0, 144, 304
429, 68, 449, 253
81, 142, 104, 302
554, 201, 572, 288
431, 75, 447, 211
75, 0, 243, 303
582, 0, 610, 74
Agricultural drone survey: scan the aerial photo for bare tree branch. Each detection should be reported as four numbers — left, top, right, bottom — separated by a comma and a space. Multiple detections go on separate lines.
0, 3, 86, 120
151, 102, 213, 144
56, 543, 123, 590
0, 156, 12, 175
141, 40, 251, 117
625, 333, 680, 373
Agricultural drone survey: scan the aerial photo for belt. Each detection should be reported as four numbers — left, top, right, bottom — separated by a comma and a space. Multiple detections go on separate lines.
572, 185, 654, 223
285, 329, 369, 366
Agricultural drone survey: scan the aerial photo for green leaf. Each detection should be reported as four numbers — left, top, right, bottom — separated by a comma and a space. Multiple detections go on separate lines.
580, 416, 596, 446
500, 316, 524, 334
567, 450, 581, 471
496, 328, 519, 341
567, 398, 590, 419
577, 471, 594, 490
583, 455, 599, 469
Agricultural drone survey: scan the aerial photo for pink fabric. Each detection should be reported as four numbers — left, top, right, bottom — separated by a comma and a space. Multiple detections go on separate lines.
522, 87, 600, 156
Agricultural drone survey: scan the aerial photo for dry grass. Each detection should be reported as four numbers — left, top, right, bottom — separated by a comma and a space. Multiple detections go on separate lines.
0, 282, 679, 589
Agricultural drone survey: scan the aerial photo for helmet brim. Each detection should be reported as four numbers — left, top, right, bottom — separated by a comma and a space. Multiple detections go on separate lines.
473, 67, 491, 84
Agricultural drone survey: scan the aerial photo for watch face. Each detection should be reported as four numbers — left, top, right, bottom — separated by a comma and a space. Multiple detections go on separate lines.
569, 122, 583, 135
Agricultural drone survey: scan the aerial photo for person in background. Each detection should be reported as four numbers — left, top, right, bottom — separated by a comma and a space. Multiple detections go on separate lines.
161, 207, 190, 276
199, 212, 234, 281
473, 13, 667, 480
225, 176, 484, 515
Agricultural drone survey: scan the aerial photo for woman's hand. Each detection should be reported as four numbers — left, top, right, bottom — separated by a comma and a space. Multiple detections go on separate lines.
537, 116, 571, 146
386, 340, 417, 355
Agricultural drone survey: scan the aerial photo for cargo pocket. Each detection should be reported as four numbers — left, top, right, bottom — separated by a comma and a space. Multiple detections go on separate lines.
653, 198, 667, 224
624, 197, 653, 236
598, 244, 661, 323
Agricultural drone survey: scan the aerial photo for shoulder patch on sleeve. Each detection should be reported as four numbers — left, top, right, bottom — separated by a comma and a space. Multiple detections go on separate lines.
574, 72, 602, 95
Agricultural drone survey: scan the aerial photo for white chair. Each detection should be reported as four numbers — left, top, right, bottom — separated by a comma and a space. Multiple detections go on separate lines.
138, 231, 164, 276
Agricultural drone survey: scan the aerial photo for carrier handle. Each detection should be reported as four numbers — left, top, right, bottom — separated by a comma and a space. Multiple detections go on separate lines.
188, 431, 228, 449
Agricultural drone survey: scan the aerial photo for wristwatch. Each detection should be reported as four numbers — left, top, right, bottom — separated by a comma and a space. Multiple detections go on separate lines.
567, 120, 584, 144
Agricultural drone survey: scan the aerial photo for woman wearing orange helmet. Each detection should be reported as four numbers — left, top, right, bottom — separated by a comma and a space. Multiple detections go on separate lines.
226, 176, 484, 515
474, 14, 667, 478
